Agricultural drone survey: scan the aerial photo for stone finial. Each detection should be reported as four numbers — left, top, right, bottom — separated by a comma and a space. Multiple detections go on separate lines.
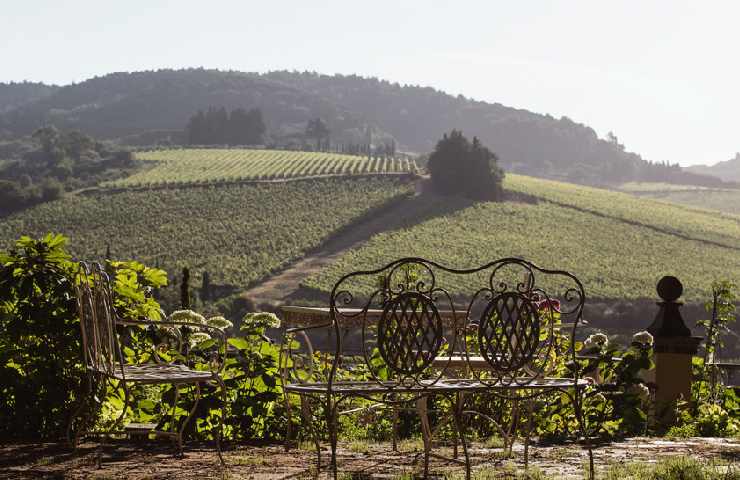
647, 275, 691, 339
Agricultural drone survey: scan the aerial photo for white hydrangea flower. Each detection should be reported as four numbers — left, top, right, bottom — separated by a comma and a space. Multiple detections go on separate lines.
189, 331, 212, 347
583, 333, 609, 350
632, 330, 654, 346
170, 309, 207, 325
206, 316, 233, 330
629, 383, 651, 403
242, 312, 281, 330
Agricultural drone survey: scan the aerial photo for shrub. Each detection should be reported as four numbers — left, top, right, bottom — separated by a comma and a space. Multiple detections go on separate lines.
0, 234, 81, 439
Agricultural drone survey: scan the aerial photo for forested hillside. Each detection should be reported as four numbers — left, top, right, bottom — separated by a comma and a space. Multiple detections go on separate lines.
0, 81, 58, 113
0, 69, 725, 186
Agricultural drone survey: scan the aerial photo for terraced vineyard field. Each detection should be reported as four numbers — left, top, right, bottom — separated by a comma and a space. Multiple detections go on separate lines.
0, 177, 412, 289
624, 188, 740, 216
105, 149, 417, 188
306, 176, 740, 301
506, 175, 740, 249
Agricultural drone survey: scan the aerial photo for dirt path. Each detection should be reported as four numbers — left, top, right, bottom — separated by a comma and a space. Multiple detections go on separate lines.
244, 193, 443, 305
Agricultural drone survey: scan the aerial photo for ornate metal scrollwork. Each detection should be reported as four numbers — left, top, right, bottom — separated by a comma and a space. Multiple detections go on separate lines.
478, 292, 540, 374
378, 291, 445, 376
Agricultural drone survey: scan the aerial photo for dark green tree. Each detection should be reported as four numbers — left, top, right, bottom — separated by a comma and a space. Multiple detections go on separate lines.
427, 130, 504, 201
180, 267, 191, 309
305, 118, 330, 151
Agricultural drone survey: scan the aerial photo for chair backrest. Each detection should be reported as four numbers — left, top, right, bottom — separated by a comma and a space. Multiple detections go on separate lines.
466, 259, 583, 388
75, 261, 123, 376
328, 257, 585, 390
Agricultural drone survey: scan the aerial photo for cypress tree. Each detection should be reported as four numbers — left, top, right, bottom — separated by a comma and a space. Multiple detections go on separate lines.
180, 267, 191, 309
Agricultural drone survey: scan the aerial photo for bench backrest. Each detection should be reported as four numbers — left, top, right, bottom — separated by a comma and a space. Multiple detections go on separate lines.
75, 261, 123, 377
328, 257, 585, 390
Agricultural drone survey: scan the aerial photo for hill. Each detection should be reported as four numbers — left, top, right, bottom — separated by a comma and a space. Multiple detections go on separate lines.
0, 177, 412, 306
0, 81, 58, 114
619, 182, 740, 216
104, 148, 416, 188
0, 69, 718, 186
0, 70, 384, 145
686, 153, 740, 182
305, 174, 740, 302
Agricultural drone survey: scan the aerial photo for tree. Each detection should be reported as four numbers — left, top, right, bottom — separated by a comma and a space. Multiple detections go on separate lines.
427, 130, 504, 201
305, 118, 330, 151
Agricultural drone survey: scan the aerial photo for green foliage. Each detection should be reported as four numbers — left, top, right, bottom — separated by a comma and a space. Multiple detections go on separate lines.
104, 148, 417, 188
603, 456, 739, 480
669, 357, 740, 438
699, 280, 737, 367
0, 234, 170, 439
108, 260, 168, 320
0, 234, 80, 439
186, 107, 265, 146
427, 130, 504, 201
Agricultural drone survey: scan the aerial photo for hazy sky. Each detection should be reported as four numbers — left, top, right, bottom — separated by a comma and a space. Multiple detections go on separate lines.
2, 1, 738, 166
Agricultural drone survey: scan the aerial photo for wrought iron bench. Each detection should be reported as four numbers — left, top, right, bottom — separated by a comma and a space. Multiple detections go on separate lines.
67, 262, 227, 462
282, 257, 590, 479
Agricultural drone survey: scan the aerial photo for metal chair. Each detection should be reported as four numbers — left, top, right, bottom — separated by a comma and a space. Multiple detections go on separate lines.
67, 261, 227, 462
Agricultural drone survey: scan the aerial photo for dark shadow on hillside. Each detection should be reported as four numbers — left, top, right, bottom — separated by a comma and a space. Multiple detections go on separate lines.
275, 189, 537, 305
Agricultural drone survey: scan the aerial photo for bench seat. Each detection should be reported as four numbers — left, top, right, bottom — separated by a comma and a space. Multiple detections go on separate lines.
286, 377, 588, 395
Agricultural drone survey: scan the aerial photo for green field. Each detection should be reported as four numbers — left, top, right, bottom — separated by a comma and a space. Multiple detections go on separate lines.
0, 177, 411, 289
104, 149, 416, 188
618, 182, 713, 192
507, 175, 740, 249
635, 190, 740, 216
306, 175, 740, 301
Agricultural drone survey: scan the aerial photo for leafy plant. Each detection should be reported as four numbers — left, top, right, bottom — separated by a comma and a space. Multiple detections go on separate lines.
0, 234, 80, 439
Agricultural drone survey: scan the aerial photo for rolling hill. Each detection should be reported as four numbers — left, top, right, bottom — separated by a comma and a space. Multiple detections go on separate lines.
305, 174, 739, 303
0, 145, 736, 308
0, 176, 412, 301
0, 69, 715, 186
686, 153, 740, 183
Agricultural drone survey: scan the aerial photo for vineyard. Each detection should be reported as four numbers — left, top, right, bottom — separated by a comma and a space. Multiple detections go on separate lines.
627, 188, 740, 216
104, 148, 417, 188
306, 175, 740, 301
506, 175, 740, 249
0, 177, 412, 291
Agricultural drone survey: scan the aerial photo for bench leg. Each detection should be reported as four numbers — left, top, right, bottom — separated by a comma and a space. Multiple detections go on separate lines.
417, 395, 432, 477
523, 398, 535, 470
450, 392, 470, 480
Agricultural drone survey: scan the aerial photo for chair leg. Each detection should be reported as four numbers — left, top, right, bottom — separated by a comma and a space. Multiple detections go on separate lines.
117, 381, 131, 429
451, 392, 470, 480
178, 382, 202, 458
68, 373, 94, 448
300, 395, 322, 468
391, 403, 399, 453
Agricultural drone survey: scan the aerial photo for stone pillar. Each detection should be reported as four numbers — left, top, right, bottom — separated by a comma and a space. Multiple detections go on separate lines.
646, 276, 702, 425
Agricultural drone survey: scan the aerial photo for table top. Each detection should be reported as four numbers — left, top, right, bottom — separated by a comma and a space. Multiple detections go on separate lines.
280, 305, 576, 329
280, 305, 466, 327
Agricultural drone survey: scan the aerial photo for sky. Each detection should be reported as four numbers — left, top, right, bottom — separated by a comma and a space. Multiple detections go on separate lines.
1, 1, 738, 166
